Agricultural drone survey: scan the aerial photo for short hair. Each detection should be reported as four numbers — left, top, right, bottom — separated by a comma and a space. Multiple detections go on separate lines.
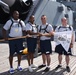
11, 10, 19, 17
41, 15, 46, 17
61, 17, 67, 21
29, 15, 34, 19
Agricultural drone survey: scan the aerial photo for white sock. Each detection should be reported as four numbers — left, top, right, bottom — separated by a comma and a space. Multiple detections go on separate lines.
46, 66, 50, 68
43, 64, 46, 65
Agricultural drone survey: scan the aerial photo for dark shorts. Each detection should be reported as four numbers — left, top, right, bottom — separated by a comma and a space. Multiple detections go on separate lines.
27, 38, 37, 53
40, 40, 52, 54
55, 44, 71, 55
9, 38, 23, 56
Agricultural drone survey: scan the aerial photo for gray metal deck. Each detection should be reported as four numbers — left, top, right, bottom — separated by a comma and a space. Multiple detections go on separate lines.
0, 42, 76, 75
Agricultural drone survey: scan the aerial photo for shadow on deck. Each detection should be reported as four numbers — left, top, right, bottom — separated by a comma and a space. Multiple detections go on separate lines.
0, 42, 76, 75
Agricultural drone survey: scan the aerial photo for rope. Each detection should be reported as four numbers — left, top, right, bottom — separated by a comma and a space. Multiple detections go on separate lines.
0, 35, 32, 42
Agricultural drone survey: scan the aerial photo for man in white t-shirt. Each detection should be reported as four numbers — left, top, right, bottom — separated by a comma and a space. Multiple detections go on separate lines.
3, 11, 26, 74
25, 15, 39, 72
54, 17, 73, 72
38, 15, 54, 72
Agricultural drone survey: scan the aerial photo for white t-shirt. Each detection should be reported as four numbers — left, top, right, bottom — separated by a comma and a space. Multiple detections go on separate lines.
3, 18, 26, 37
25, 22, 37, 38
38, 23, 53, 40
55, 24, 73, 45
55, 25, 73, 32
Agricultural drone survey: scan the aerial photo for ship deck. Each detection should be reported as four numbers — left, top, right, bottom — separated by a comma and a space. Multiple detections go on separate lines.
0, 42, 76, 75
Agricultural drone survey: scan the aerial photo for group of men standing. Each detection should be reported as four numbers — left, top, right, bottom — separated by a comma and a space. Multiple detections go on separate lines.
2, 10, 74, 74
